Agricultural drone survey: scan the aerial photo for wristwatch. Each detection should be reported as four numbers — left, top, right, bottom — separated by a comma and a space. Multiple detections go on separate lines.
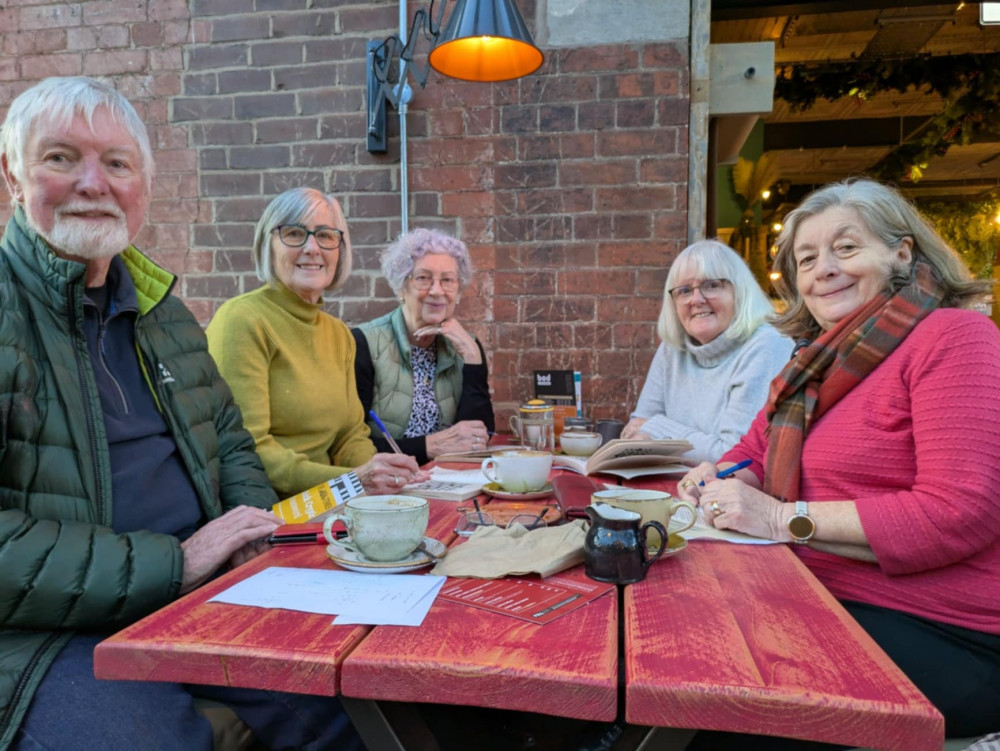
787, 501, 815, 544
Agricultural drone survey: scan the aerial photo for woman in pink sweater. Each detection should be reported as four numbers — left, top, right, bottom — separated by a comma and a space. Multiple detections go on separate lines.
678, 179, 1000, 745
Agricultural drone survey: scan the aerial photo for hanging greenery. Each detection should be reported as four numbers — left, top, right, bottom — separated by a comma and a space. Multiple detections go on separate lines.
728, 155, 779, 286
774, 53, 1000, 182
915, 198, 1000, 280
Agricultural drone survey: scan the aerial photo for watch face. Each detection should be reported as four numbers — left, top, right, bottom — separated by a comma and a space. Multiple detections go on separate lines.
788, 514, 815, 541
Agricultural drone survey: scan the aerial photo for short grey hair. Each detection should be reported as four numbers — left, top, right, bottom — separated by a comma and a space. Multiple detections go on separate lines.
658, 240, 776, 349
379, 228, 473, 295
771, 178, 991, 340
0, 76, 154, 199
252, 187, 352, 291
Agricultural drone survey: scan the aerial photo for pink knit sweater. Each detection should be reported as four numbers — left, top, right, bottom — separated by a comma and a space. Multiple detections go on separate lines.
722, 308, 1000, 634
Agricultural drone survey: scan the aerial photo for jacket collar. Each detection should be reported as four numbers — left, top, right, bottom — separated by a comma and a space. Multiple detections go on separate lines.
4, 207, 176, 316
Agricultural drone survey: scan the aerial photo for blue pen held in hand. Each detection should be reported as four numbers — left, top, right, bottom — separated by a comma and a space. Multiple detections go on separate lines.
368, 410, 404, 455
699, 458, 752, 486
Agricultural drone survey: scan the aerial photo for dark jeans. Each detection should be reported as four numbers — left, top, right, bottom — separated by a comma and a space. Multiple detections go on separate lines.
12, 633, 362, 751
687, 601, 1000, 750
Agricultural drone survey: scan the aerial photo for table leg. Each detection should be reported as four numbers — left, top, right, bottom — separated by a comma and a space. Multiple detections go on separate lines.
635, 726, 696, 750
340, 697, 442, 751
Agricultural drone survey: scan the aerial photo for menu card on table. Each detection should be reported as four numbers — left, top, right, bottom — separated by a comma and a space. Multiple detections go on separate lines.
438, 571, 614, 625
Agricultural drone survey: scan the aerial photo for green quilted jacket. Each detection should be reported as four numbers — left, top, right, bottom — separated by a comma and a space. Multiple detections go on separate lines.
0, 210, 277, 749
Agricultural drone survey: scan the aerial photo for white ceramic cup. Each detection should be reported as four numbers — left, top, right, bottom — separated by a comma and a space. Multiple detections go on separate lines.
323, 495, 429, 562
559, 430, 602, 457
591, 488, 696, 547
481, 450, 553, 493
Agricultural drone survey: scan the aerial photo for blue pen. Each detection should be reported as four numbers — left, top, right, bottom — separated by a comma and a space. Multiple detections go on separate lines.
368, 410, 403, 454
699, 458, 752, 486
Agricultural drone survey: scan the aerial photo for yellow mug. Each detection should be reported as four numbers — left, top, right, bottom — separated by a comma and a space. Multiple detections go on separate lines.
591, 488, 696, 548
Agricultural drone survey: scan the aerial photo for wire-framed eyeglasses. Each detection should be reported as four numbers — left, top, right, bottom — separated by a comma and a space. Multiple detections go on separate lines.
273, 224, 344, 250
408, 273, 460, 292
455, 508, 550, 537
668, 278, 730, 302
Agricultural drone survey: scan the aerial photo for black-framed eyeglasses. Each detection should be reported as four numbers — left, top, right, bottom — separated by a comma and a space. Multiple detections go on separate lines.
273, 224, 344, 250
454, 509, 549, 537
408, 273, 460, 292
668, 278, 730, 302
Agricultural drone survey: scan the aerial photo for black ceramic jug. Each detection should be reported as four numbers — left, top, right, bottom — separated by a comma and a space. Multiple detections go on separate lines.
583, 503, 668, 584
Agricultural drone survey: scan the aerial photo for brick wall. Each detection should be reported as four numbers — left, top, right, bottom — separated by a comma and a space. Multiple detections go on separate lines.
0, 0, 690, 424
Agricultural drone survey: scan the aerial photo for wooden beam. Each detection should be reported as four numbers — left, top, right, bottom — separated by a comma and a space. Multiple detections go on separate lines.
713, 0, 955, 21
765, 118, 1000, 150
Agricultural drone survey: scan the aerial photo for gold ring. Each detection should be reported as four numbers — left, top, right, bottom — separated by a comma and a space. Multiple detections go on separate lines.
680, 479, 696, 489
710, 500, 722, 517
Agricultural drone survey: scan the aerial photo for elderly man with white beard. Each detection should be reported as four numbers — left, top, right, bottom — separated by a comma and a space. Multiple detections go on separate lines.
0, 77, 361, 751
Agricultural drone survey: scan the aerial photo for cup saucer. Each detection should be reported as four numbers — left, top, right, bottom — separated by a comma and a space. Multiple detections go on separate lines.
481, 481, 555, 501
649, 533, 688, 557
325, 537, 446, 574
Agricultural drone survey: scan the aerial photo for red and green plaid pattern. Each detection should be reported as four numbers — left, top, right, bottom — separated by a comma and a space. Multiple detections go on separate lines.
763, 263, 945, 501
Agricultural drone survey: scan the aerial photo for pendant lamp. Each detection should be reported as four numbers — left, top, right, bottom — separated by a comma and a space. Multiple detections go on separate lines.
428, 0, 544, 82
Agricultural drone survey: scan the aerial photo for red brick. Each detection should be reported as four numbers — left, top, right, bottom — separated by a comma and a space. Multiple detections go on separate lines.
83, 50, 147, 76
20, 53, 82, 79
153, 149, 197, 174
559, 160, 636, 187
0, 8, 15, 33
464, 107, 499, 137
153, 127, 190, 153
290, 142, 354, 169
149, 198, 200, 223
521, 74, 597, 105
578, 101, 616, 131
599, 128, 678, 157
150, 0, 191, 22
427, 110, 464, 138
558, 45, 639, 74
574, 323, 613, 349
641, 157, 687, 183
643, 42, 687, 68
441, 191, 495, 217
84, 0, 145, 24
184, 299, 215, 326
19, 4, 82, 31
193, 223, 255, 249
536, 324, 574, 350
184, 274, 240, 299
658, 98, 688, 126
613, 322, 659, 350
597, 186, 676, 212
520, 243, 597, 269
214, 249, 256, 273
151, 174, 198, 202
516, 188, 592, 214
562, 269, 634, 295
230, 145, 291, 169
131, 21, 164, 46
0, 58, 18, 82
408, 165, 492, 192
496, 163, 556, 190
500, 105, 538, 133
212, 15, 268, 42
32, 28, 68, 53
271, 11, 337, 37
598, 242, 673, 268
616, 100, 655, 128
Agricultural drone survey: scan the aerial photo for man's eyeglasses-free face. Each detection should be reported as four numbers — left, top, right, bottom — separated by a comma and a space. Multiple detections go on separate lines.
274, 224, 344, 250
668, 278, 731, 302
408, 273, 460, 292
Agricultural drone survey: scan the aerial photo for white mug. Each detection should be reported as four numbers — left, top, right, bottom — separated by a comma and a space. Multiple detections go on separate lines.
481, 450, 552, 493
323, 495, 428, 562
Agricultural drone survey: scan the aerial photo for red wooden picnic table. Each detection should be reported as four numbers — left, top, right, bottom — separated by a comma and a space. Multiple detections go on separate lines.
94, 465, 943, 751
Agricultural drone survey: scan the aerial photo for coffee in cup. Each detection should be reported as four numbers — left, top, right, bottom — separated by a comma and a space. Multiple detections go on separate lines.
591, 488, 696, 548
323, 495, 429, 562
481, 450, 553, 493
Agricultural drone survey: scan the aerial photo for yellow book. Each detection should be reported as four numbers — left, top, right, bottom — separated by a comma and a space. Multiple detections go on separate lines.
271, 472, 364, 524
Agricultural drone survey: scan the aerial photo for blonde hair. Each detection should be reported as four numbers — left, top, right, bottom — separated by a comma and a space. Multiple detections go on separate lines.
772, 179, 992, 340
658, 240, 776, 349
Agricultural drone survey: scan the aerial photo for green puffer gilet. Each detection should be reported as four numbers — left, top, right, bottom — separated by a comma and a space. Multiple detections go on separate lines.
0, 210, 277, 750
356, 307, 463, 437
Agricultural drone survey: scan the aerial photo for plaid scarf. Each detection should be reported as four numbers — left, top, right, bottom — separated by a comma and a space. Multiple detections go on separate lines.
763, 263, 945, 501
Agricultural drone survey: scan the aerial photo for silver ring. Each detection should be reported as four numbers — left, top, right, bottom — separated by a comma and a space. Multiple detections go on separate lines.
393, 474, 400, 486
710, 500, 722, 517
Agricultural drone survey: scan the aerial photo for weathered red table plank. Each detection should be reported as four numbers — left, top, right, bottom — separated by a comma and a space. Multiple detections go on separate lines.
94, 499, 461, 695
340, 566, 619, 721
625, 543, 944, 750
